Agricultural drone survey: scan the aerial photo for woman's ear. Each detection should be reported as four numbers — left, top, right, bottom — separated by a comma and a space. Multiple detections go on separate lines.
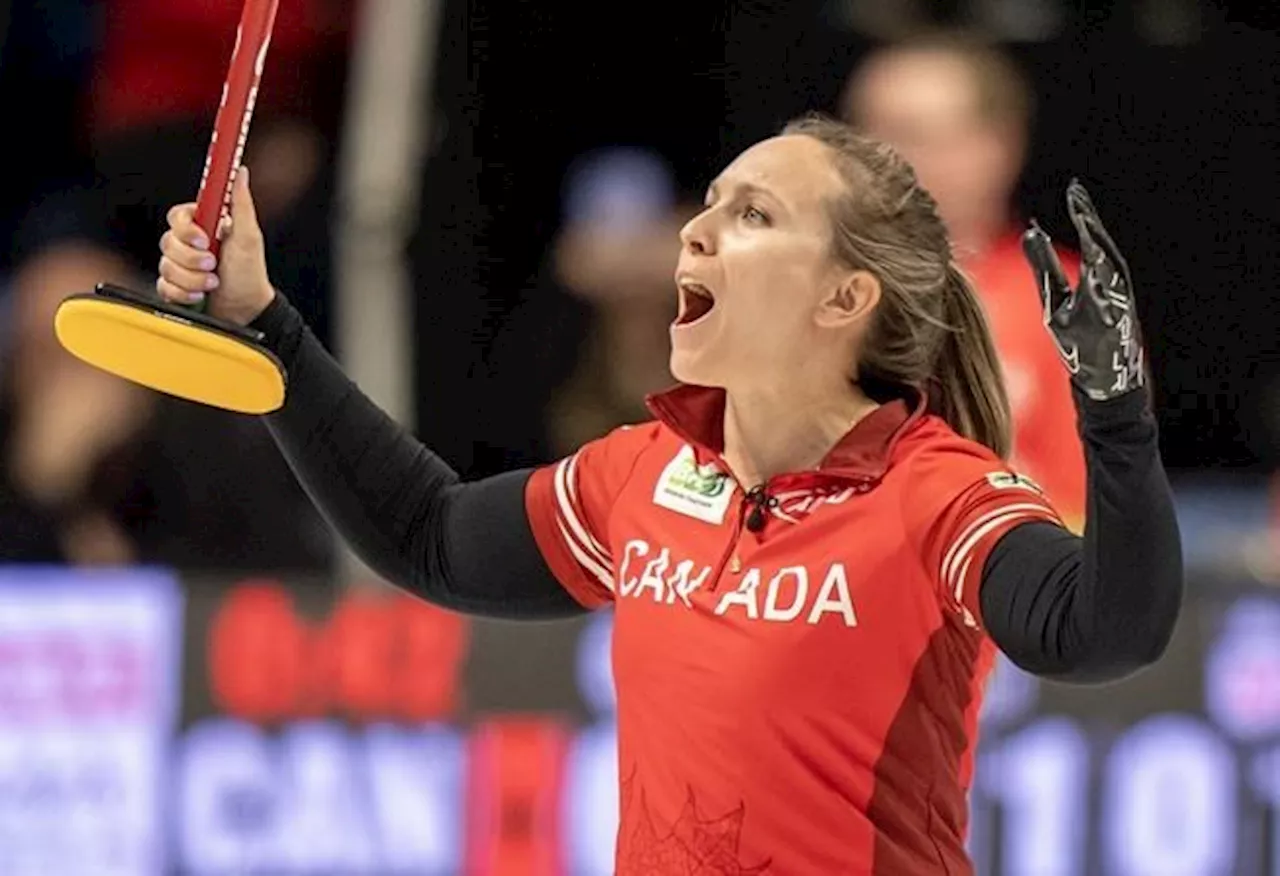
816, 269, 880, 329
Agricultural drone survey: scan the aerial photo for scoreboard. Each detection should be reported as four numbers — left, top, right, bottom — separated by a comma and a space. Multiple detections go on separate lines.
1, 562, 1279, 875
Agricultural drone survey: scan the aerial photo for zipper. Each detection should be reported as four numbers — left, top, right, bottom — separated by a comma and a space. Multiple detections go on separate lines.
688, 444, 867, 593
707, 484, 778, 591
708, 491, 748, 592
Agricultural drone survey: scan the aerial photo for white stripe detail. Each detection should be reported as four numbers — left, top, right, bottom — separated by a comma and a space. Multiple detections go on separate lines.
948, 509, 1043, 605
943, 503, 1056, 602
553, 455, 610, 569
566, 450, 582, 503
564, 452, 608, 559
954, 553, 975, 603
557, 520, 615, 593
941, 501, 1052, 585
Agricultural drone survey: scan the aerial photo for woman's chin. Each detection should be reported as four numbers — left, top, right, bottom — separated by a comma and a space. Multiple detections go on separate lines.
668, 345, 718, 387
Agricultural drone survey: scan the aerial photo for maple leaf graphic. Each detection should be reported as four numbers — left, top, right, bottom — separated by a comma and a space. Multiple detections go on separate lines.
618, 775, 771, 875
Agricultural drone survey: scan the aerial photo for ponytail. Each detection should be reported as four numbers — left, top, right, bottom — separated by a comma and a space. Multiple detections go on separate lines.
777, 115, 1013, 457
932, 262, 1012, 459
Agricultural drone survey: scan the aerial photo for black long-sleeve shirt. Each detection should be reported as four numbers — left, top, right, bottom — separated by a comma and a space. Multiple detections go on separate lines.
253, 293, 1183, 683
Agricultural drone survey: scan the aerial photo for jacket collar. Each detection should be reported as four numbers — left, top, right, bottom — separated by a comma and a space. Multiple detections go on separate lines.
644, 383, 927, 482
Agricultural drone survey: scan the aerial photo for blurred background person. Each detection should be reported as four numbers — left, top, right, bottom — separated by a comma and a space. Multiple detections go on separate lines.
481, 148, 702, 465
542, 149, 698, 457
0, 249, 151, 564
0, 0, 352, 570
0, 1, 1277, 872
841, 31, 1087, 532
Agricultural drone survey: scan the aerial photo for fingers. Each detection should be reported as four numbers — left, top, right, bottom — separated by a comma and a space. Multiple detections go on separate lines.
1081, 212, 1131, 287
1066, 179, 1130, 276
1021, 221, 1072, 321
155, 166, 265, 310
159, 228, 217, 274
230, 166, 260, 234
1066, 181, 1114, 262
158, 247, 218, 293
1065, 180, 1135, 330
1065, 178, 1096, 218
159, 203, 219, 305
166, 202, 213, 250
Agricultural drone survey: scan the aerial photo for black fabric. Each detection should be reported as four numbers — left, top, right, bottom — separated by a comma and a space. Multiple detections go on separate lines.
253, 295, 1182, 659
980, 388, 1183, 683
252, 294, 582, 619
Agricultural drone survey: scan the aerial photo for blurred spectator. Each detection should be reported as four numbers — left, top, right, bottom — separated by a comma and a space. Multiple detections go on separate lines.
541, 149, 695, 456
0, 240, 150, 564
0, 0, 352, 570
10, 0, 350, 335
841, 31, 1088, 532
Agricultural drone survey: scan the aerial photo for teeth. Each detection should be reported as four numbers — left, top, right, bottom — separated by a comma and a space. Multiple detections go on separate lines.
681, 282, 713, 299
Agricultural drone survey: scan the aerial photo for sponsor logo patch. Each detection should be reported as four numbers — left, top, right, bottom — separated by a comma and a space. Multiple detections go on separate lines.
985, 471, 1045, 495
653, 445, 733, 524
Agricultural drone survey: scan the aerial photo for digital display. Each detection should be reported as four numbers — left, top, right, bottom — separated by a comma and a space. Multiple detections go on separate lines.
0, 565, 1277, 874
968, 592, 1280, 876
174, 719, 466, 874
0, 567, 183, 876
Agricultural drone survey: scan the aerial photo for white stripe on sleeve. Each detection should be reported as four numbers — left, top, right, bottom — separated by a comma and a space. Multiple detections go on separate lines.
556, 519, 615, 592
564, 452, 610, 560
942, 501, 1059, 606
553, 454, 613, 577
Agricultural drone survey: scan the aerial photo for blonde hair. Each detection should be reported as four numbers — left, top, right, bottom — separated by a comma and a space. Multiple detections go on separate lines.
782, 113, 1012, 458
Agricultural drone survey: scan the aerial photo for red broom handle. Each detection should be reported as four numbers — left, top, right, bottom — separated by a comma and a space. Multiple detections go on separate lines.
192, 0, 280, 257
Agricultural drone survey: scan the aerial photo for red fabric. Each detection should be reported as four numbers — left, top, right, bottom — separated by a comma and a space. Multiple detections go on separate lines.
962, 228, 1087, 532
525, 383, 1062, 874
89, 0, 352, 135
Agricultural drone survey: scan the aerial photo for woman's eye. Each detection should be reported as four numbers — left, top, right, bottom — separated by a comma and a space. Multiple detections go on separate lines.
743, 206, 769, 225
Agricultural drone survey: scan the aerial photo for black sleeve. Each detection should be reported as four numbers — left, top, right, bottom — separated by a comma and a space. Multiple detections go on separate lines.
979, 388, 1184, 683
250, 294, 585, 620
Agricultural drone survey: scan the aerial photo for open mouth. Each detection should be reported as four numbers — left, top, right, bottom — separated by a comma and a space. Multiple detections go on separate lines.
676, 281, 716, 326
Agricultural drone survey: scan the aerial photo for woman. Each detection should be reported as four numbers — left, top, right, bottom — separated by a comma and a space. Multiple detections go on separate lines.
157, 115, 1181, 875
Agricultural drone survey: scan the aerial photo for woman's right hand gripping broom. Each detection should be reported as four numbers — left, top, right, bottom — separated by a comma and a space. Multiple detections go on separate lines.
157, 166, 277, 326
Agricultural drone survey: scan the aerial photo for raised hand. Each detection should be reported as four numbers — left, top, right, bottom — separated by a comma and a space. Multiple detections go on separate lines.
1021, 180, 1145, 401
157, 166, 276, 326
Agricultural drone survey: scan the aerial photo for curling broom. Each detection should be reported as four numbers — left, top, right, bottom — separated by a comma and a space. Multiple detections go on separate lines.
53, 0, 287, 415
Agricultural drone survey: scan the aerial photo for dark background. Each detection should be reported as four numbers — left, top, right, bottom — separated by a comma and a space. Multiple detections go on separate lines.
1, 0, 1275, 475
410, 0, 1280, 479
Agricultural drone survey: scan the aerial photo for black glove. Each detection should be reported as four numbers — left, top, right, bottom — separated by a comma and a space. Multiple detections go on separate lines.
1021, 180, 1145, 402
